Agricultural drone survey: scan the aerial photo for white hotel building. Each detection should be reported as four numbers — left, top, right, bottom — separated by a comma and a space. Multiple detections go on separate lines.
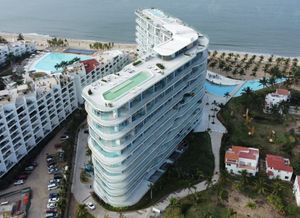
0, 50, 129, 177
0, 41, 36, 66
82, 8, 209, 207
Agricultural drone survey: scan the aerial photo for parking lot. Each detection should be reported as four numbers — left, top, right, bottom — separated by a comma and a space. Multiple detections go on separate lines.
0, 127, 68, 218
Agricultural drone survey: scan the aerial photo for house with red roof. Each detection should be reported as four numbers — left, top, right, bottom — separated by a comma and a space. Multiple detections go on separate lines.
293, 176, 300, 206
264, 89, 290, 114
80, 59, 99, 74
266, 154, 293, 181
225, 146, 259, 176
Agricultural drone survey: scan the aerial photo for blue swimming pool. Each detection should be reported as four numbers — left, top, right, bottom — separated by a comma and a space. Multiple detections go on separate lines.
234, 78, 286, 97
31, 52, 92, 73
205, 81, 237, 97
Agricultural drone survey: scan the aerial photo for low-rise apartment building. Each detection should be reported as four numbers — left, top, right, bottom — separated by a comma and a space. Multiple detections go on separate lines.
266, 154, 293, 181
264, 89, 290, 113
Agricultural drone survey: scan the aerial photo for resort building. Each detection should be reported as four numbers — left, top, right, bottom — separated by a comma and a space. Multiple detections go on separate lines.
264, 89, 290, 113
0, 41, 36, 66
225, 146, 259, 176
82, 8, 209, 207
266, 154, 293, 181
0, 44, 9, 66
293, 176, 300, 207
0, 50, 129, 177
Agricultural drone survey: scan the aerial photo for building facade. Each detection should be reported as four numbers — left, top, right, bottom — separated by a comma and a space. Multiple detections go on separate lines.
264, 89, 290, 113
0, 41, 36, 66
225, 146, 259, 176
0, 50, 129, 177
266, 154, 293, 181
293, 176, 300, 207
82, 8, 209, 207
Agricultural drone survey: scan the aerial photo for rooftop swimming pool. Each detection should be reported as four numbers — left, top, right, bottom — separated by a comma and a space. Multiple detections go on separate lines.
205, 81, 237, 97
30, 52, 92, 73
103, 71, 151, 101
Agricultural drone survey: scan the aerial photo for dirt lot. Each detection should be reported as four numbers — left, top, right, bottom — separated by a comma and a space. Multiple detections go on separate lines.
226, 189, 283, 218
0, 128, 66, 218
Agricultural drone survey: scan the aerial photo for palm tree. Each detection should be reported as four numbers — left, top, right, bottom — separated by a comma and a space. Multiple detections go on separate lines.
241, 87, 253, 97
240, 170, 248, 186
271, 180, 284, 195
259, 77, 269, 88
255, 177, 268, 194
169, 197, 178, 207
224, 92, 231, 98
17, 33, 24, 41
76, 204, 88, 217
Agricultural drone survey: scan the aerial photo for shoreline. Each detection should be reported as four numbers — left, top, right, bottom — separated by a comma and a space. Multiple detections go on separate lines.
1, 31, 300, 59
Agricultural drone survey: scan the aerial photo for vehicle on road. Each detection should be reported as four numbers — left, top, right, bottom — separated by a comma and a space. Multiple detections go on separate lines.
14, 180, 24, 186
47, 203, 57, 209
60, 135, 69, 140
86, 202, 95, 210
0, 201, 9, 206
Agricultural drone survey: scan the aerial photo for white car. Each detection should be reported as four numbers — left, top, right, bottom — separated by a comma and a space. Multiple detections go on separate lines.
47, 202, 57, 209
86, 202, 95, 210
14, 180, 24, 186
60, 135, 69, 140
47, 183, 58, 191
48, 197, 60, 203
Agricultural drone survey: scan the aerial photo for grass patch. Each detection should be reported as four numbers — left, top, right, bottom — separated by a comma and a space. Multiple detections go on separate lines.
93, 132, 214, 211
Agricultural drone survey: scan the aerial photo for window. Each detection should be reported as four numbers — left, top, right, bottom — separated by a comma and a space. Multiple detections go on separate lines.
132, 108, 145, 122
130, 95, 142, 108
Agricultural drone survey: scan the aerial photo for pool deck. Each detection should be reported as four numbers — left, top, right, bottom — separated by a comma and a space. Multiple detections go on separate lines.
206, 71, 244, 86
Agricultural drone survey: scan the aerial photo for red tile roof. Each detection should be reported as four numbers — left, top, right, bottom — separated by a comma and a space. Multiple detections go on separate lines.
266, 154, 293, 173
276, 89, 290, 96
80, 59, 99, 73
225, 146, 259, 162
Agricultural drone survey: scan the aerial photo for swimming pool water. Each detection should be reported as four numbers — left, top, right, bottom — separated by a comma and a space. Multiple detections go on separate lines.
234, 78, 286, 96
205, 81, 237, 97
31, 52, 92, 73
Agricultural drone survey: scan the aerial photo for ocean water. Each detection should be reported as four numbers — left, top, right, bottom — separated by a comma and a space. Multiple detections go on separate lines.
1, 0, 300, 56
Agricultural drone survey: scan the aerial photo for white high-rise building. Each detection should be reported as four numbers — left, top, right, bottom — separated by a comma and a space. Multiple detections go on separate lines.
82, 8, 209, 207
0, 50, 129, 177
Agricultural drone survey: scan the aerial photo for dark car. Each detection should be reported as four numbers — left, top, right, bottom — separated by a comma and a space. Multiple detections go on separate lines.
30, 161, 38, 167
17, 174, 28, 180
54, 143, 62, 149
53, 175, 62, 180
49, 192, 59, 198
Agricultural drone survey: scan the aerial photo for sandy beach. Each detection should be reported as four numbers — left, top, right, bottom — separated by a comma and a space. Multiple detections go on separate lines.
0, 32, 137, 51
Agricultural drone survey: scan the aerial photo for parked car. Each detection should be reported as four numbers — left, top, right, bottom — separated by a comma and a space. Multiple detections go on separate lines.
14, 180, 24, 186
60, 135, 69, 140
25, 166, 34, 171
47, 203, 57, 209
30, 161, 38, 167
48, 197, 59, 203
54, 143, 62, 149
53, 174, 62, 180
48, 164, 56, 170
49, 179, 60, 184
0, 201, 9, 206
47, 157, 54, 162
49, 193, 59, 198
86, 202, 95, 210
47, 183, 58, 191
84, 129, 89, 134
17, 174, 28, 180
